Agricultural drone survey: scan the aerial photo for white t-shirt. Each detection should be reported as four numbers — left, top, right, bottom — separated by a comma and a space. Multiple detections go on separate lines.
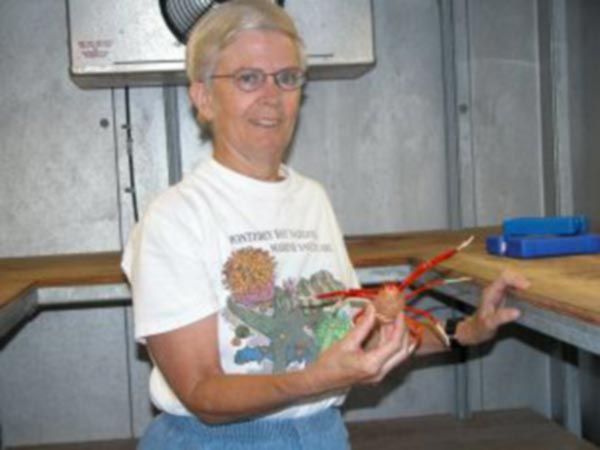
122, 157, 360, 419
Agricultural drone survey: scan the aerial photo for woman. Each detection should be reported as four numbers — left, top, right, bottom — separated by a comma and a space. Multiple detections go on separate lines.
122, 1, 529, 448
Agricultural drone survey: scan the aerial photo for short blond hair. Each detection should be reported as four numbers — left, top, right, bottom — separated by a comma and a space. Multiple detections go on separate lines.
186, 0, 306, 84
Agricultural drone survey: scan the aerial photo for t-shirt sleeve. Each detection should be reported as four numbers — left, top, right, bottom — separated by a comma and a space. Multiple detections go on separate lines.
316, 185, 361, 290
122, 200, 219, 343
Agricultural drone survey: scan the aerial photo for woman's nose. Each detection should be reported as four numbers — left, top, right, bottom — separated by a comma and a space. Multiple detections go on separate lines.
260, 75, 282, 97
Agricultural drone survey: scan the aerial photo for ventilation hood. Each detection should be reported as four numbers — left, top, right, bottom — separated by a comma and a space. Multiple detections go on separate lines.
67, 0, 375, 89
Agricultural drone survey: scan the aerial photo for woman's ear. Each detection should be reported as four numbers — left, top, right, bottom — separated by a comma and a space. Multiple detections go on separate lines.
189, 81, 214, 122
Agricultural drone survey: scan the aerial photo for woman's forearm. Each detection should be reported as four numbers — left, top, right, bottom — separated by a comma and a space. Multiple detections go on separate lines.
185, 367, 333, 423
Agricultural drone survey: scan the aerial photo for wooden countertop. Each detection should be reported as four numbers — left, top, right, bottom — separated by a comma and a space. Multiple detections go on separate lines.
349, 227, 600, 326
1, 226, 600, 327
0, 252, 124, 308
0, 278, 34, 308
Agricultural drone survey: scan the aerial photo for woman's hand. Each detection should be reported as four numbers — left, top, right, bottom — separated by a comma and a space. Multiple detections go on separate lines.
457, 269, 531, 346
307, 302, 414, 391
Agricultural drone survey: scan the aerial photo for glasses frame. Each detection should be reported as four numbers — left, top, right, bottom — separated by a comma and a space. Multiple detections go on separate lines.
210, 67, 307, 92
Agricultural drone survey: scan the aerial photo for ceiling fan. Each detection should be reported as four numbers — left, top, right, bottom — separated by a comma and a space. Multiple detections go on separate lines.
160, 0, 285, 44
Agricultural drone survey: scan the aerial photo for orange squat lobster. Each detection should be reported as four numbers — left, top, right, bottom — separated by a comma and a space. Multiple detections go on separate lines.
317, 236, 475, 349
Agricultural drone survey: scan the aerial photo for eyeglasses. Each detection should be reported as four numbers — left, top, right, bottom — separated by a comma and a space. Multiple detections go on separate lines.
211, 67, 306, 92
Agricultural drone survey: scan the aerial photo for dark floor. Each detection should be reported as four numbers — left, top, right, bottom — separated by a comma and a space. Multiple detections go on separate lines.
7, 409, 597, 450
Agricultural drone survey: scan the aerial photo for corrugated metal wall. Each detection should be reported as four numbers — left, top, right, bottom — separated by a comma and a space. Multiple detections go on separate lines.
1, 0, 595, 446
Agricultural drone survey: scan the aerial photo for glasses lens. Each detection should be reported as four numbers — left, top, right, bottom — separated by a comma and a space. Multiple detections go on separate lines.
275, 69, 305, 90
234, 69, 265, 92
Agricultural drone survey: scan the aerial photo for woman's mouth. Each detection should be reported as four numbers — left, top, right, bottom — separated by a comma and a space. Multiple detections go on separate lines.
250, 117, 282, 128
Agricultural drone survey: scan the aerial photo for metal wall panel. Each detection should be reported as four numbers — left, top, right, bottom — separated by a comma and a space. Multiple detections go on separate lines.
567, 1, 600, 222
475, 327, 552, 415
0, 0, 129, 446
113, 86, 180, 247
114, 86, 176, 436
177, 87, 213, 175
581, 353, 600, 443
289, 0, 449, 235
125, 307, 154, 437
0, 1, 120, 257
467, 0, 545, 225
563, 0, 600, 443
0, 308, 131, 445
456, 0, 552, 416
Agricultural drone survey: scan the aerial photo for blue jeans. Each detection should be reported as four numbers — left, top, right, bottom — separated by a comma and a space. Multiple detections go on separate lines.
138, 407, 350, 450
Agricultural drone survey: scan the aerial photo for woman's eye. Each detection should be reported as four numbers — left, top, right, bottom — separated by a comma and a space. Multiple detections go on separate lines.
237, 71, 261, 85
279, 72, 294, 85
277, 70, 304, 88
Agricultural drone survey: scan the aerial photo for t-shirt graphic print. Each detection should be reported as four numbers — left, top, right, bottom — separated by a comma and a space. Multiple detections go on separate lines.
222, 246, 353, 374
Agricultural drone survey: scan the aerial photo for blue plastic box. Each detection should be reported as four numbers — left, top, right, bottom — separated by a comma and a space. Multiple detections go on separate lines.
486, 234, 600, 259
503, 216, 589, 236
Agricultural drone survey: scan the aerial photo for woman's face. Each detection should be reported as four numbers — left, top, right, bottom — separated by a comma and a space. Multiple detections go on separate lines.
191, 30, 302, 177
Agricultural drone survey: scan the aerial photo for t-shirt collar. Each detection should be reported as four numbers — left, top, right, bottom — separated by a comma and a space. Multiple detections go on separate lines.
207, 157, 294, 198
